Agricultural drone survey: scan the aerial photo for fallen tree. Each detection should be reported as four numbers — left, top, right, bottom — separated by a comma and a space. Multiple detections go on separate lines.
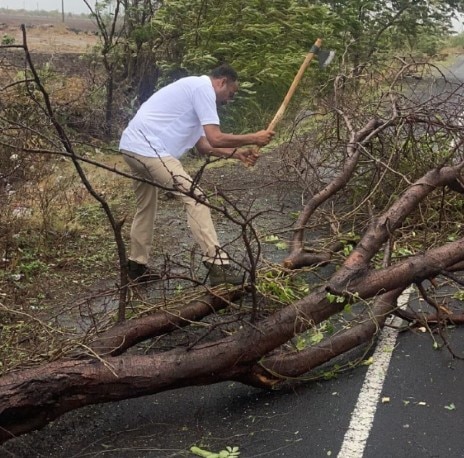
1, 160, 463, 441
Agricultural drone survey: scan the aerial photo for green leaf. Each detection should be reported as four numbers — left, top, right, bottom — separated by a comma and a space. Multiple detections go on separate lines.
326, 292, 336, 303
361, 356, 374, 366
264, 235, 279, 243
295, 335, 307, 351
190, 445, 240, 458
309, 329, 324, 345
190, 446, 218, 458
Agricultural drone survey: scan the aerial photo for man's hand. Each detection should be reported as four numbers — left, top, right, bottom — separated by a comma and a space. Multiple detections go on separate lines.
254, 129, 275, 147
234, 147, 260, 167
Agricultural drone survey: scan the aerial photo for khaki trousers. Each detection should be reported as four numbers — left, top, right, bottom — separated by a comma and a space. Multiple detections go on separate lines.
122, 150, 228, 266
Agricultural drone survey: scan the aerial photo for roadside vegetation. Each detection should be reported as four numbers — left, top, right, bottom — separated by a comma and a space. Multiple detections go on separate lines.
1, 0, 464, 445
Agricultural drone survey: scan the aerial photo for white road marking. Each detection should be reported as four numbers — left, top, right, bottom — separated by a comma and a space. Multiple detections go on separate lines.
337, 286, 414, 458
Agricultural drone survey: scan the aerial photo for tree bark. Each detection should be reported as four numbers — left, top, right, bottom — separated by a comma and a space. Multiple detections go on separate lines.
284, 117, 387, 268
90, 291, 242, 356
235, 288, 403, 388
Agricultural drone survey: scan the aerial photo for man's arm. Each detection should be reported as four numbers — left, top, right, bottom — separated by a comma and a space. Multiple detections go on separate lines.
195, 136, 260, 167
203, 124, 274, 148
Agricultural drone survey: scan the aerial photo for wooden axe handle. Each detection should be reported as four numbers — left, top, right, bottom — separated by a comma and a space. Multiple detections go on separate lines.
246, 38, 323, 166
267, 38, 322, 133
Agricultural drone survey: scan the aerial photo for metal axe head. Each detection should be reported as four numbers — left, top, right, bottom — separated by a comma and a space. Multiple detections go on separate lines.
317, 49, 336, 68
310, 42, 336, 68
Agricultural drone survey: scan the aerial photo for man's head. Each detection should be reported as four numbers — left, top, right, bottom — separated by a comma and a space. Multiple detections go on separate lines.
210, 64, 239, 105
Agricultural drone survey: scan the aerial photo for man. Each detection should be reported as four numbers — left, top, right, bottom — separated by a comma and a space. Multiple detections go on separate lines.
120, 64, 274, 285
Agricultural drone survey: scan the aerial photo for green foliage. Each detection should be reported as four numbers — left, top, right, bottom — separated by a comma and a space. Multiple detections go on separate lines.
191, 445, 240, 458
1, 34, 15, 45
295, 321, 334, 351
392, 245, 413, 258
150, 0, 334, 130
263, 234, 288, 250
321, 363, 341, 380
326, 292, 345, 304
17, 257, 49, 280
110, 0, 460, 133
257, 268, 309, 305
448, 32, 464, 48
323, 0, 457, 62
413, 34, 442, 56
339, 231, 360, 256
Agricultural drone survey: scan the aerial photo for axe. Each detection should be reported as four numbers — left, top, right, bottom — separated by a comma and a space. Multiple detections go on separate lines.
247, 38, 334, 165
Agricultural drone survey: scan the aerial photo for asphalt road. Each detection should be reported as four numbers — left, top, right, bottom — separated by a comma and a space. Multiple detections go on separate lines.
366, 327, 464, 458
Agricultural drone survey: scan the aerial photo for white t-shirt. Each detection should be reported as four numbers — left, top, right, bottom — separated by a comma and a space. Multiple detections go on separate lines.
119, 75, 220, 158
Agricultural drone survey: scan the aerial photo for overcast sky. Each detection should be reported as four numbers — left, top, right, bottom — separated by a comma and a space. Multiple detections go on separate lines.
0, 0, 96, 14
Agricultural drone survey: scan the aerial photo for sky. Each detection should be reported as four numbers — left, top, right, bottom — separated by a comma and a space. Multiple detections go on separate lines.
0, 0, 96, 14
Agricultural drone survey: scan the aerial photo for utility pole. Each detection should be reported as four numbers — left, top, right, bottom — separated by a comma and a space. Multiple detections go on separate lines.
61, 0, 65, 22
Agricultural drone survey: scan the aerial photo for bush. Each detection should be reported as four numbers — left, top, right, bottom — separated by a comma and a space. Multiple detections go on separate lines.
1, 34, 15, 45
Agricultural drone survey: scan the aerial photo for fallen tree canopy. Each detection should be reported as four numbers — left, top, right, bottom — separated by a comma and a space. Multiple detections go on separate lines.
1, 162, 464, 441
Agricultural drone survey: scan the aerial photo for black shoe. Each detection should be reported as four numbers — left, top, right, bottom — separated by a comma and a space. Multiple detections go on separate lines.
204, 262, 243, 286
127, 260, 162, 283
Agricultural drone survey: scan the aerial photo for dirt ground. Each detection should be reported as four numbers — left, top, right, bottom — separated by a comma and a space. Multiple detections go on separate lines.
0, 11, 98, 53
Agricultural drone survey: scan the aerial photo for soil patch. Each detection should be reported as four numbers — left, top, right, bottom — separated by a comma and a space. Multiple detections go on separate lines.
0, 11, 98, 53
